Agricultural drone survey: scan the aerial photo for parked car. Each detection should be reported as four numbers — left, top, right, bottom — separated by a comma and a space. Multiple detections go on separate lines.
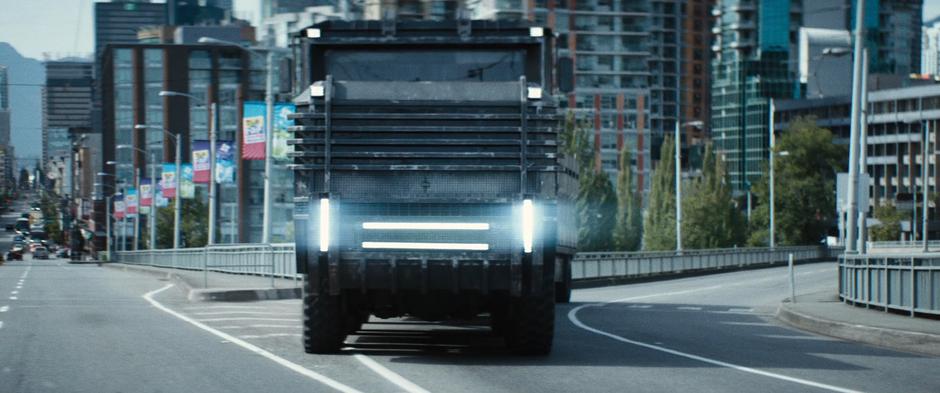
33, 247, 49, 260
7, 247, 24, 261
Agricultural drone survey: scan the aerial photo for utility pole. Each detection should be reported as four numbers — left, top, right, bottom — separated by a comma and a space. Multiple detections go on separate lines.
769, 99, 776, 249
173, 132, 181, 249
858, 49, 870, 254
262, 50, 275, 244
845, 0, 866, 254
208, 102, 218, 245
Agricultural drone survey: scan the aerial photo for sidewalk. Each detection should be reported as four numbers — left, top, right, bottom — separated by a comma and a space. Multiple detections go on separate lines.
777, 290, 940, 356
104, 263, 303, 302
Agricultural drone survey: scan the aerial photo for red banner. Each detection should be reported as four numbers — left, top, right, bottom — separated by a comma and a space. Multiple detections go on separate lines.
192, 140, 211, 183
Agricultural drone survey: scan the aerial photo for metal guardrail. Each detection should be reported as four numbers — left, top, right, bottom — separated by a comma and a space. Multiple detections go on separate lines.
839, 254, 940, 316
868, 241, 940, 249
116, 243, 297, 287
117, 244, 835, 288
572, 246, 832, 281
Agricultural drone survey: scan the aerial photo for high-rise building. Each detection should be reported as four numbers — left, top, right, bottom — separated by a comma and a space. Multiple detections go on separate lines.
42, 60, 94, 178
0, 65, 9, 146
94, 2, 168, 54
861, 0, 923, 76
100, 43, 294, 244
924, 20, 940, 77
712, 0, 803, 193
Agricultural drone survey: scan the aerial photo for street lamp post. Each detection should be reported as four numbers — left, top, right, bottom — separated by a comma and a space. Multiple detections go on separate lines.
845, 0, 867, 254
117, 145, 155, 251
198, 37, 287, 244
769, 99, 776, 249
95, 172, 117, 260
135, 124, 181, 249
160, 90, 217, 245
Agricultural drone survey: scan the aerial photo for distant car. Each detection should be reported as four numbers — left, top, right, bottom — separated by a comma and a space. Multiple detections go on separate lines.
33, 247, 49, 260
7, 247, 23, 261
4, 224, 12, 232
56, 248, 69, 258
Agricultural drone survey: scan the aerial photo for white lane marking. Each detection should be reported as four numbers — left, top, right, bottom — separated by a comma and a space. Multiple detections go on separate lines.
239, 333, 302, 339
183, 305, 272, 310
192, 311, 294, 316
8, 297, 16, 300
15, 286, 21, 290
142, 284, 363, 393
759, 334, 836, 341
196, 317, 300, 322
216, 325, 302, 329
353, 354, 431, 393
10, 291, 17, 295
627, 305, 652, 309
720, 321, 773, 327
0, 306, 7, 312
569, 302, 864, 393
0, 321, 3, 329
676, 306, 702, 311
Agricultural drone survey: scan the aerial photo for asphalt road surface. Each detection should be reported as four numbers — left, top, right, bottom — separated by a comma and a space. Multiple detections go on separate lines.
0, 240, 937, 392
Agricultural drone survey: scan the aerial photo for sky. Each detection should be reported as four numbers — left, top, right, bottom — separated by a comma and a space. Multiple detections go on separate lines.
0, 0, 260, 60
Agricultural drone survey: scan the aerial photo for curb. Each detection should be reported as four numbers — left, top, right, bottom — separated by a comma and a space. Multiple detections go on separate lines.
104, 263, 301, 302
776, 302, 940, 357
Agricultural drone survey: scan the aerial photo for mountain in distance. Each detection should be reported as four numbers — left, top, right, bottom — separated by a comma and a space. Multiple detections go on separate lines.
0, 42, 44, 169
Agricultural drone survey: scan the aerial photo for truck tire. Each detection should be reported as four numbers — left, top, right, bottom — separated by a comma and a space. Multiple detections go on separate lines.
303, 276, 347, 354
554, 256, 572, 303
506, 285, 555, 355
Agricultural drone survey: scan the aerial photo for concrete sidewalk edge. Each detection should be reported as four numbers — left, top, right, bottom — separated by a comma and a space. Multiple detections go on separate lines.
776, 302, 940, 357
104, 263, 302, 302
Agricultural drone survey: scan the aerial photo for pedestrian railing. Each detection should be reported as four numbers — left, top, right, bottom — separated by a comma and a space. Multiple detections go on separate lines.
116, 243, 297, 287
839, 253, 940, 316
116, 244, 837, 288
573, 246, 832, 281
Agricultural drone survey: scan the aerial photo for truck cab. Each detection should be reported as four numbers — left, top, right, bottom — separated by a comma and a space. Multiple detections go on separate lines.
289, 19, 576, 355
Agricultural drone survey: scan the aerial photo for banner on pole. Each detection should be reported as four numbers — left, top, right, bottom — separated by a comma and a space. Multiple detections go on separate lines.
155, 182, 169, 208
114, 196, 125, 220
242, 101, 265, 160
180, 163, 195, 199
162, 163, 177, 198
140, 178, 152, 207
126, 188, 138, 216
273, 103, 295, 161
192, 140, 211, 183
216, 140, 236, 184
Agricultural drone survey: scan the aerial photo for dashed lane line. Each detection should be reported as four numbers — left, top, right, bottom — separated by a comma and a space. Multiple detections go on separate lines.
568, 289, 865, 393
192, 311, 295, 316
142, 284, 363, 393
216, 325, 301, 329
352, 354, 432, 393
0, 306, 8, 312
196, 317, 301, 322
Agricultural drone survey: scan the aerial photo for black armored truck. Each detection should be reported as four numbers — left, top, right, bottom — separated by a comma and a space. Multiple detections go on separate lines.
289, 19, 577, 355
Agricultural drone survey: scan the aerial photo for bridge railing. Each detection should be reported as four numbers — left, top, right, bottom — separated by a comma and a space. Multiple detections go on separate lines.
116, 244, 836, 286
839, 253, 940, 316
573, 246, 833, 281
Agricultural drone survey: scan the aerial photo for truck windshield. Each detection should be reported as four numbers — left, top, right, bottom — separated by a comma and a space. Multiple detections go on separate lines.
324, 49, 526, 82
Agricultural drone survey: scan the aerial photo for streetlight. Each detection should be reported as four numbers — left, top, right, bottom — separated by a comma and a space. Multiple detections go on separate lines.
903, 116, 931, 252
676, 119, 704, 254
95, 173, 116, 260
198, 36, 289, 244
845, 0, 868, 254
135, 124, 181, 250
160, 89, 218, 245
116, 144, 155, 251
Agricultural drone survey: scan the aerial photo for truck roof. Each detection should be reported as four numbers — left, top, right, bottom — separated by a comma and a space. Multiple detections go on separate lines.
295, 19, 546, 40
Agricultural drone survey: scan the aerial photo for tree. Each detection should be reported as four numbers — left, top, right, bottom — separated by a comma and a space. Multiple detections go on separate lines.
145, 188, 209, 249
748, 117, 846, 246
870, 202, 905, 241
577, 170, 616, 251
559, 111, 593, 173
682, 143, 745, 248
643, 135, 677, 251
613, 149, 642, 251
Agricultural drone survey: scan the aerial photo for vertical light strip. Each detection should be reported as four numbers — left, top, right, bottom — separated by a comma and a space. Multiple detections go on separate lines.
319, 198, 330, 252
522, 199, 534, 253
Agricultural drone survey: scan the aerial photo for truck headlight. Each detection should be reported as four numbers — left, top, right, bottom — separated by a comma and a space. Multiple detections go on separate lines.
522, 199, 535, 253
319, 198, 330, 252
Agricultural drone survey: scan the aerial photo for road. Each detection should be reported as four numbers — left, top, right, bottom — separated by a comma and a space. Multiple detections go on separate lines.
0, 211, 937, 392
